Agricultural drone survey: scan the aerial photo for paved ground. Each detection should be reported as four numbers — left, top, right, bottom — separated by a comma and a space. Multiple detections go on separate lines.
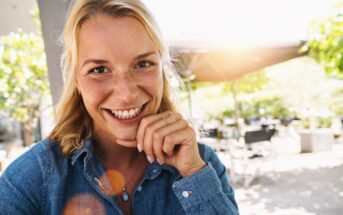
229, 143, 343, 215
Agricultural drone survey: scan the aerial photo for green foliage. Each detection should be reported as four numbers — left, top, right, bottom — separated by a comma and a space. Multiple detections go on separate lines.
238, 96, 291, 119
0, 31, 50, 123
213, 109, 234, 121
0, 6, 51, 145
306, 2, 343, 77
30, 6, 41, 32
301, 117, 333, 129
232, 70, 269, 93
318, 117, 333, 128
185, 69, 289, 120
330, 86, 343, 116
190, 70, 268, 93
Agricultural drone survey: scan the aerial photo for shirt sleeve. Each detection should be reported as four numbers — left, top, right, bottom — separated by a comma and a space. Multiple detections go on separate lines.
172, 146, 239, 215
0, 149, 43, 214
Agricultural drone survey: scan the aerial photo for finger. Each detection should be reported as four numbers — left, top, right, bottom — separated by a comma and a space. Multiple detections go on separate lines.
143, 125, 155, 163
152, 118, 188, 163
151, 130, 165, 164
162, 127, 196, 157
142, 112, 181, 162
136, 111, 172, 151
151, 116, 188, 164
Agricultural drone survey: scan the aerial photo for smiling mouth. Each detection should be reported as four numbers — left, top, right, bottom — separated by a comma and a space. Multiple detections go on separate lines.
106, 103, 146, 120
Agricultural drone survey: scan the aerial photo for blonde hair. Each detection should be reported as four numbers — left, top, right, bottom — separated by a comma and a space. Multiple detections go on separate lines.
49, 0, 178, 157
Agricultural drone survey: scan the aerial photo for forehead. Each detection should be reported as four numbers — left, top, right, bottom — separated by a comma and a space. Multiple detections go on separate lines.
77, 15, 157, 60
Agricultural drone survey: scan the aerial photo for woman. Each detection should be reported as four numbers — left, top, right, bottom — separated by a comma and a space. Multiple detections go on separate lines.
0, 0, 238, 214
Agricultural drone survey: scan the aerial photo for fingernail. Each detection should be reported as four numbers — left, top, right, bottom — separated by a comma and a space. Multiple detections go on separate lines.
157, 158, 163, 165
137, 144, 142, 152
147, 155, 154, 163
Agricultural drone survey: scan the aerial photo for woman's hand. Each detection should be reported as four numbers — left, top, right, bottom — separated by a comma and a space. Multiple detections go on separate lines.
136, 111, 206, 177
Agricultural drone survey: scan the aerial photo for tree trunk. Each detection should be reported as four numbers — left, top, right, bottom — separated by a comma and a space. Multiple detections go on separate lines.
22, 121, 34, 146
37, 0, 70, 107
231, 82, 240, 127
21, 105, 40, 146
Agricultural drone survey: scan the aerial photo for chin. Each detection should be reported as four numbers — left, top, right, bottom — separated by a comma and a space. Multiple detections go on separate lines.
116, 139, 138, 148
112, 130, 138, 147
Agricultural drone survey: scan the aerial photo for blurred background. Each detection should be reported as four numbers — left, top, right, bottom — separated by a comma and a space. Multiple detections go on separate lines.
0, 0, 343, 214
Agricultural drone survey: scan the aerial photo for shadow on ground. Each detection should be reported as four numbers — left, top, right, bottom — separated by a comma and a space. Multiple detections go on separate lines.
235, 164, 343, 215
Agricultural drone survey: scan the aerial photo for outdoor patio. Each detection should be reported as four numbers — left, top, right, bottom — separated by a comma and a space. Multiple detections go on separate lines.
225, 141, 343, 215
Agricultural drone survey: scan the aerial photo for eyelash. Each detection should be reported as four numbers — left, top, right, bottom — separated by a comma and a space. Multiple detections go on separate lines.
88, 65, 108, 74
135, 60, 156, 70
87, 60, 156, 75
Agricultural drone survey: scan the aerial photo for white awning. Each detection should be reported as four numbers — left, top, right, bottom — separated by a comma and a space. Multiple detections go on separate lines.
143, 0, 340, 48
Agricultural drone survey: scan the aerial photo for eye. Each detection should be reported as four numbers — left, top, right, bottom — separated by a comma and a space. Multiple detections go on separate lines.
135, 60, 155, 69
89, 66, 108, 74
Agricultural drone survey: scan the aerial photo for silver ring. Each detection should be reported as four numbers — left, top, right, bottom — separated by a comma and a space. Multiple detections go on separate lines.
161, 113, 171, 122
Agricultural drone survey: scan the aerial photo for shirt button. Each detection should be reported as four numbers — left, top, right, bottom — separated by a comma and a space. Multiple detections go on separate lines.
94, 177, 102, 186
182, 191, 191, 198
137, 186, 143, 192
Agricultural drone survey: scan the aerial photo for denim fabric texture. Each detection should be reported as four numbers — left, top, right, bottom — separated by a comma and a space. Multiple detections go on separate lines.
0, 139, 239, 214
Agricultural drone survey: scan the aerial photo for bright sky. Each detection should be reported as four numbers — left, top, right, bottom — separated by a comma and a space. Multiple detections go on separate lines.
142, 0, 341, 47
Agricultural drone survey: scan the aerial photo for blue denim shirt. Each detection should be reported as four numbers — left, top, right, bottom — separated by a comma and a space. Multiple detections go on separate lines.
0, 139, 238, 214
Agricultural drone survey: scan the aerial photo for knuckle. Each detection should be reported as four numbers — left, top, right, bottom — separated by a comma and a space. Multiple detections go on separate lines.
146, 127, 153, 135
181, 120, 188, 127
186, 126, 196, 135
174, 112, 182, 119
152, 131, 160, 140
164, 135, 173, 144
162, 144, 170, 153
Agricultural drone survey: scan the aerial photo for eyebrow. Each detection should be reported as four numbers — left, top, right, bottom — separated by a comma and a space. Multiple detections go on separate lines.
135, 51, 158, 59
81, 59, 109, 68
81, 51, 159, 68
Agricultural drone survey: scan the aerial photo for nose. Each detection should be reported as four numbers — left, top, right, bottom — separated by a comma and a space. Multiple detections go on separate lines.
111, 72, 139, 104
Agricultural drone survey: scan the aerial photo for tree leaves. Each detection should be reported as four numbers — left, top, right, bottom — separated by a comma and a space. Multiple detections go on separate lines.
306, 3, 343, 78
0, 31, 50, 123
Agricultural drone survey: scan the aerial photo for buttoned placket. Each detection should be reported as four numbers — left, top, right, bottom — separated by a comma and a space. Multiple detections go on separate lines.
83, 152, 125, 215
76, 142, 180, 214
132, 161, 163, 197
88, 156, 166, 214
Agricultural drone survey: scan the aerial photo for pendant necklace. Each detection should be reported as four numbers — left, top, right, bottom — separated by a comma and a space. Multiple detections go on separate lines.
119, 154, 145, 203
121, 187, 130, 202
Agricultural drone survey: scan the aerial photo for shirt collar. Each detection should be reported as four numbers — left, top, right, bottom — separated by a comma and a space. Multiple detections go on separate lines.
71, 138, 94, 165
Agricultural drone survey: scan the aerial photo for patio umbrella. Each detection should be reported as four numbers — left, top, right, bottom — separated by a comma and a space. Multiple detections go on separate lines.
172, 41, 307, 82
171, 40, 307, 121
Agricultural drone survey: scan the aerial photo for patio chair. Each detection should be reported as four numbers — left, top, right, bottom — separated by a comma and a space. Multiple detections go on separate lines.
228, 128, 277, 187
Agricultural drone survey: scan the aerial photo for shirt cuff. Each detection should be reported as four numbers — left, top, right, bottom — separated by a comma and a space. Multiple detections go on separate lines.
172, 162, 222, 210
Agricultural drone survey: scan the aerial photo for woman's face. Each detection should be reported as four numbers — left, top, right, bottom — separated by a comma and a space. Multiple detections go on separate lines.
76, 15, 163, 148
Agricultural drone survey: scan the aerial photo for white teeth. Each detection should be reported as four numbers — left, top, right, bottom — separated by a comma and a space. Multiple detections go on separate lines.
111, 105, 143, 119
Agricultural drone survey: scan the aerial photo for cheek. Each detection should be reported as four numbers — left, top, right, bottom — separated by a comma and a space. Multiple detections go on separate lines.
144, 71, 163, 98
78, 78, 107, 109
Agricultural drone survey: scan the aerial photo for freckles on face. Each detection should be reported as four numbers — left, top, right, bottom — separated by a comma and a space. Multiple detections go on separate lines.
75, 15, 164, 145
